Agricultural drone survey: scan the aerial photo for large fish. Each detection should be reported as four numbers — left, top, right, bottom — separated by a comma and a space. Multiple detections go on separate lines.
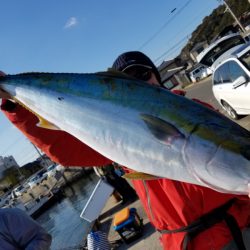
0, 72, 249, 195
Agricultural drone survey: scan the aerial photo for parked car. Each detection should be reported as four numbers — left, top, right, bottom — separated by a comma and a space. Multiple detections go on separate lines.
27, 173, 47, 188
45, 164, 64, 178
45, 164, 56, 178
189, 65, 212, 83
11, 185, 28, 198
197, 33, 246, 67
211, 42, 250, 119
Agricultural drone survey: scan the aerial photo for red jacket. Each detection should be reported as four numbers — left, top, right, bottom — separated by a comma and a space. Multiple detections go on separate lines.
132, 179, 249, 250
1, 99, 250, 250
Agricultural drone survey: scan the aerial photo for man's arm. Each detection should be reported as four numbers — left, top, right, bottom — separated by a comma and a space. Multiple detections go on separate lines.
0, 208, 52, 250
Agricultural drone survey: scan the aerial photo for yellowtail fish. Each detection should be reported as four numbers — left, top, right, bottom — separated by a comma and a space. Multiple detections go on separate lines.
0, 71, 249, 195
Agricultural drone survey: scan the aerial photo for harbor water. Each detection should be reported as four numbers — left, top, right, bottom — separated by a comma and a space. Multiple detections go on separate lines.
36, 172, 100, 250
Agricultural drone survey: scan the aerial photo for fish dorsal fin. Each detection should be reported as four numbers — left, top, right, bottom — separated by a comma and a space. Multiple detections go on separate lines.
123, 172, 159, 180
97, 68, 139, 81
141, 114, 184, 145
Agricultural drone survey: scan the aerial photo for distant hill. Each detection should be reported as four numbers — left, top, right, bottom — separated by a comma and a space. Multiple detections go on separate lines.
180, 0, 250, 60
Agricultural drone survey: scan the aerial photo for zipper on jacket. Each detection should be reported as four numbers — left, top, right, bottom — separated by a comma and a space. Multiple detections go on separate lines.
142, 180, 155, 221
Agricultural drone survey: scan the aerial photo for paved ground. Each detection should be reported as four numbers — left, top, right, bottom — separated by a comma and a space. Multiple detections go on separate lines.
99, 195, 162, 250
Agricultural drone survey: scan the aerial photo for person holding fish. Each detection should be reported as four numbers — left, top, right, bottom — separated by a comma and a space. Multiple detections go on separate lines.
0, 51, 250, 250
111, 51, 250, 250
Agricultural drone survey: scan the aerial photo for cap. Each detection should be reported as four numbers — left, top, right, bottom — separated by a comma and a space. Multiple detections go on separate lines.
112, 51, 162, 85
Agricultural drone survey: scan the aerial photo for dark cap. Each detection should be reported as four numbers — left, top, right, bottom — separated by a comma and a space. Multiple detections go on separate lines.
112, 51, 162, 84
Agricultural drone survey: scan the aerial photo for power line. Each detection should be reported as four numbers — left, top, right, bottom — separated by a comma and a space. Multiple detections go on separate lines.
157, 42, 188, 65
138, 0, 192, 50
18, 151, 38, 166
153, 35, 190, 64
153, 1, 222, 64
165, 2, 219, 46
0, 136, 41, 166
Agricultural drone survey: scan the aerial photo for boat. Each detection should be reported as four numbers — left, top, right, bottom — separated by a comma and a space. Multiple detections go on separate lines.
2, 192, 56, 218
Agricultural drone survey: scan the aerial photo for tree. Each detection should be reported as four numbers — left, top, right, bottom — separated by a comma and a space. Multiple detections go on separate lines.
180, 0, 250, 59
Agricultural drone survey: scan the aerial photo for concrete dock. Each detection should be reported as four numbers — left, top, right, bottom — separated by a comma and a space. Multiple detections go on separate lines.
98, 195, 162, 250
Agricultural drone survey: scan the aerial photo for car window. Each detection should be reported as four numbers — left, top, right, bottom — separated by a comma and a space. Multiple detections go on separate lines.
213, 70, 221, 85
214, 63, 231, 85
228, 61, 248, 82
240, 51, 250, 70
163, 80, 174, 89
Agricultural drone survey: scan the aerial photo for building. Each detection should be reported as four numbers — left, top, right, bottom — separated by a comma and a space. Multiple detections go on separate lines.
189, 41, 209, 63
0, 156, 19, 178
157, 58, 190, 89
35, 154, 54, 168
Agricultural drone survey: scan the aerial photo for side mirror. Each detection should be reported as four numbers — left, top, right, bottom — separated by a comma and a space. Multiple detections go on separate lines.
232, 76, 247, 89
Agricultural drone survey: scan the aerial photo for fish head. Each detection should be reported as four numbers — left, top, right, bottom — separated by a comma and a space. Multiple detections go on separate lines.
184, 122, 250, 195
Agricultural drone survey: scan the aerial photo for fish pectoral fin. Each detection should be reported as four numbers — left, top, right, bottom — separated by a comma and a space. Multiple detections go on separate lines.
141, 114, 185, 145
36, 117, 60, 130
123, 172, 159, 180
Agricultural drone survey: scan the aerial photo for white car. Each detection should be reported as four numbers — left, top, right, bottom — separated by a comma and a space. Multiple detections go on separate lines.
11, 185, 28, 198
27, 173, 47, 188
46, 164, 64, 178
189, 65, 212, 83
211, 43, 250, 119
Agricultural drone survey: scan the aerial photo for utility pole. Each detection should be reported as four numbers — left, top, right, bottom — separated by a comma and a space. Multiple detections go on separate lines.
222, 0, 246, 33
30, 142, 50, 167
31, 142, 43, 158
16, 165, 24, 181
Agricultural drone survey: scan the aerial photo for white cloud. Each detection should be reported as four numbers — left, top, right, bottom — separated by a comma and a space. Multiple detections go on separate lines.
64, 17, 78, 29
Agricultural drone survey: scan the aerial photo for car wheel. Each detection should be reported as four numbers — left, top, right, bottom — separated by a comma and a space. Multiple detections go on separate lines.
221, 101, 239, 120
196, 77, 200, 82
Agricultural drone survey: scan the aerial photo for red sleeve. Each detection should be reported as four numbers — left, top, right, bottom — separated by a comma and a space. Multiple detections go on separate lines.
1, 99, 112, 167
171, 89, 186, 96
170, 90, 216, 111
191, 98, 216, 111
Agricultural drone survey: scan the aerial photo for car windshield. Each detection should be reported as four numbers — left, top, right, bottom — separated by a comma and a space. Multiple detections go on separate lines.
240, 50, 250, 70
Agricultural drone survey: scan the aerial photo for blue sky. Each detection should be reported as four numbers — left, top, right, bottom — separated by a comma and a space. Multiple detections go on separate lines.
0, 0, 221, 166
